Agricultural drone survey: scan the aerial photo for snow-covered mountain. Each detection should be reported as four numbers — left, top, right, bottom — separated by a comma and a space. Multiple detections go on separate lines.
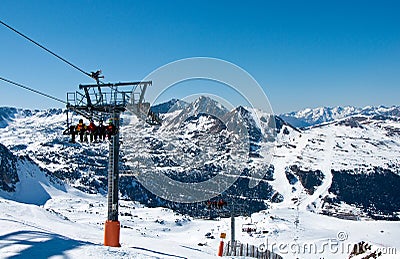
1, 99, 399, 219
280, 105, 400, 128
121, 97, 282, 214
0, 142, 66, 205
150, 98, 189, 114
1, 99, 400, 258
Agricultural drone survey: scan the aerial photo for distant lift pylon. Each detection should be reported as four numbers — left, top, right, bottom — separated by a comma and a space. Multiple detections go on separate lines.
66, 79, 161, 247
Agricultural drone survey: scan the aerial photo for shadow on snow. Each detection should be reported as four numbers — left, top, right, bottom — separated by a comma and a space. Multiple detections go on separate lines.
0, 230, 91, 258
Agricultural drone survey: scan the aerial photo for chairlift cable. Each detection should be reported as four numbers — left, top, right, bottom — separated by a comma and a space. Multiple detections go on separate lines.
0, 20, 149, 101
0, 20, 160, 125
0, 76, 66, 104
0, 20, 92, 79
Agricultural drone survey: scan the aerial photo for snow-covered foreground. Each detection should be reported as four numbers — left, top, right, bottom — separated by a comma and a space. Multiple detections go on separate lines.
0, 160, 219, 258
0, 186, 220, 259
1, 182, 399, 259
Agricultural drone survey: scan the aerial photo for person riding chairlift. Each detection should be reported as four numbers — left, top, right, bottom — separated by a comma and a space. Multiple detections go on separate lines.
87, 119, 98, 143
63, 124, 77, 143
106, 119, 117, 140
97, 120, 106, 141
75, 119, 87, 143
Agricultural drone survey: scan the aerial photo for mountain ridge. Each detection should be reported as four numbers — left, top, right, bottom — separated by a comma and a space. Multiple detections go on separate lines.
280, 105, 400, 128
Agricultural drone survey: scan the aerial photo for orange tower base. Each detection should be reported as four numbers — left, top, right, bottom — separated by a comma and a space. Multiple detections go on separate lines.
104, 220, 121, 247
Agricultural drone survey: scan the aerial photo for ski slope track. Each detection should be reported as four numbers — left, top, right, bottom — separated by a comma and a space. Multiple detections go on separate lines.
0, 100, 400, 258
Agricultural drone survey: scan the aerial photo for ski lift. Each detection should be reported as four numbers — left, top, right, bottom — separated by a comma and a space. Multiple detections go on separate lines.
241, 223, 257, 233
206, 199, 227, 210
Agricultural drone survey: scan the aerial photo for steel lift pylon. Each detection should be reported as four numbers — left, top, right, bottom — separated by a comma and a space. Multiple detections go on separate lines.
66, 80, 160, 247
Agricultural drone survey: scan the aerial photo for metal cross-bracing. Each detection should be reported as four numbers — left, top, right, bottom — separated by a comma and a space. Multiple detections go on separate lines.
107, 111, 121, 222
66, 81, 161, 125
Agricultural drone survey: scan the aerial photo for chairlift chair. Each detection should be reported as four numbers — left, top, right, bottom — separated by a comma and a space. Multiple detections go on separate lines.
241, 223, 257, 233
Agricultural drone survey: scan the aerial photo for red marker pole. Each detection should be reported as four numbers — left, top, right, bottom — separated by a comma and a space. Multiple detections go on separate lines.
218, 232, 226, 256
218, 240, 224, 256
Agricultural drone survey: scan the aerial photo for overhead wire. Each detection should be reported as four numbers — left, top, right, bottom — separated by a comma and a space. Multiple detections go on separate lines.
0, 20, 134, 98
0, 19, 139, 106
0, 76, 67, 104
0, 19, 99, 105
0, 20, 93, 79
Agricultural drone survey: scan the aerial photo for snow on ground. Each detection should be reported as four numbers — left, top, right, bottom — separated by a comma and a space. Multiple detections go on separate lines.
8, 152, 400, 259
1, 187, 399, 258
0, 152, 399, 259
237, 206, 400, 259
0, 187, 220, 259
296, 128, 335, 211
0, 143, 220, 258
270, 119, 400, 213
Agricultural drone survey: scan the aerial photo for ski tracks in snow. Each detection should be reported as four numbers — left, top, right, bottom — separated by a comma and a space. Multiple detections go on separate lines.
299, 130, 335, 211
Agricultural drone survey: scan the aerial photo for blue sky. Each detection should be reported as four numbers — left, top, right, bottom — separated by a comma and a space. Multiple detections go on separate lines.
0, 0, 399, 114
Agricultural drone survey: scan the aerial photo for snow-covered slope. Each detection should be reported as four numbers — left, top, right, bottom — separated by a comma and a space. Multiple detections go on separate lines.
0, 142, 220, 258
0, 142, 65, 205
1, 171, 399, 259
0, 140, 399, 258
0, 182, 220, 258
